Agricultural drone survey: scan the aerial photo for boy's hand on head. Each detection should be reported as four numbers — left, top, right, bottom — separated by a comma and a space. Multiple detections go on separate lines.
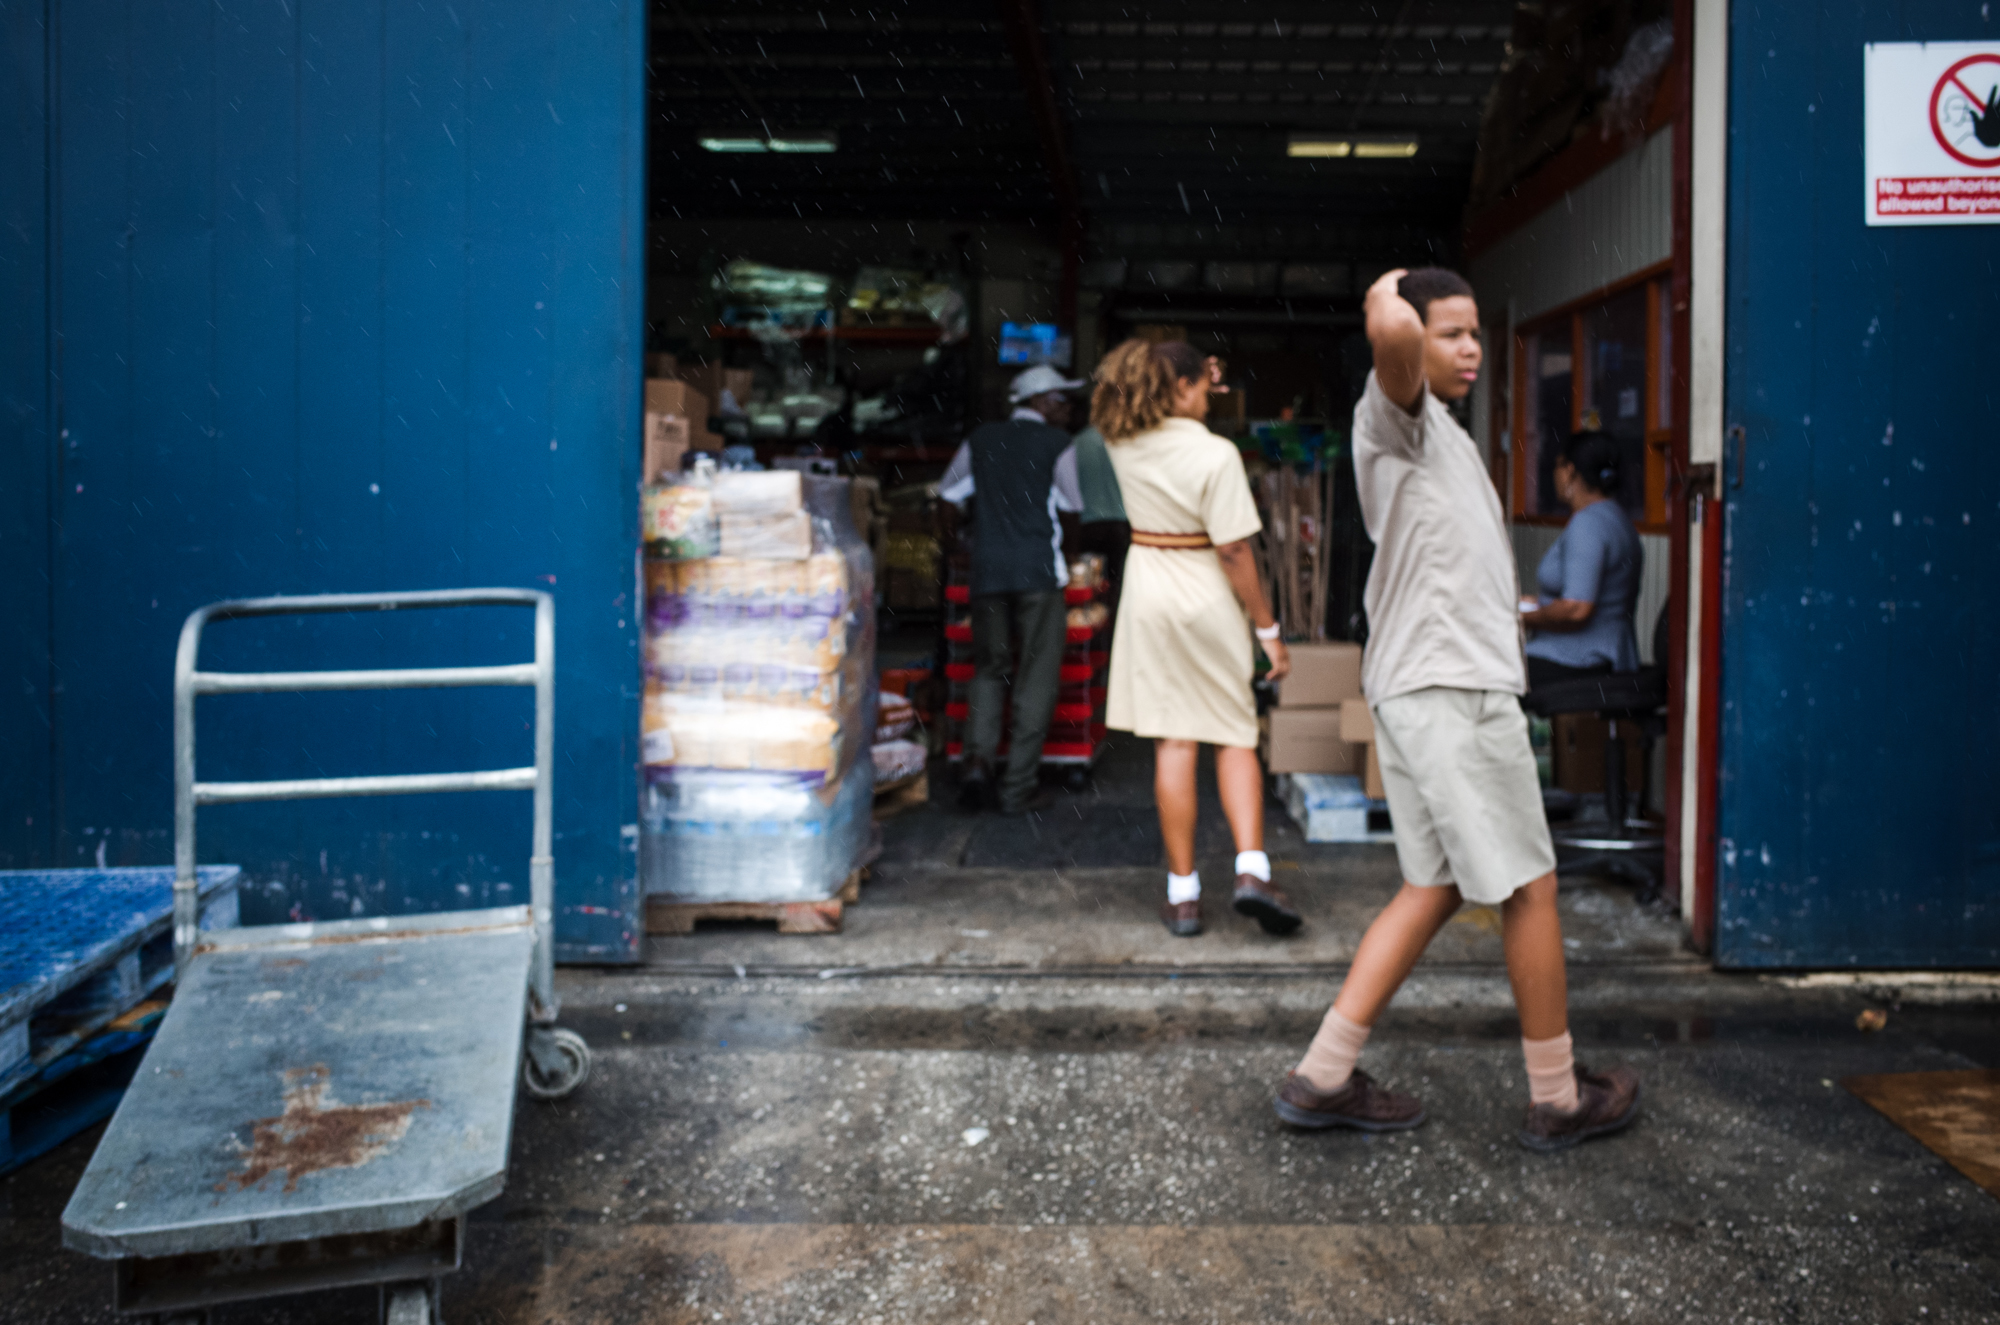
1364, 268, 1412, 319
1364, 268, 1426, 413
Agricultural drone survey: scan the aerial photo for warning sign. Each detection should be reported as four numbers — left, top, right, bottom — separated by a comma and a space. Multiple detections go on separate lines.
1865, 42, 2000, 226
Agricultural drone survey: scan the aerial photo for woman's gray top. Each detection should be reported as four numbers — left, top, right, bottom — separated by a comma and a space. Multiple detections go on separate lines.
1525, 499, 1642, 671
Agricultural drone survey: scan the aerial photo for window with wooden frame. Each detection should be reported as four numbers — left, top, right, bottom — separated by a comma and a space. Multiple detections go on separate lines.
1510, 263, 1673, 531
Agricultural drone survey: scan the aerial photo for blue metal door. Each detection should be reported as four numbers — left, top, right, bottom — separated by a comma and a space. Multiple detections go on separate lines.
1717, 4, 2000, 965
1, 0, 647, 961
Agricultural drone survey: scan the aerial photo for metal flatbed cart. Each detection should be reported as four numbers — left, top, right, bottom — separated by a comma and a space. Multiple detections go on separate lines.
62, 589, 590, 1325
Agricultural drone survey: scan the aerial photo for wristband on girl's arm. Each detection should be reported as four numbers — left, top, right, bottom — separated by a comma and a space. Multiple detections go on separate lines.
1255, 621, 1282, 641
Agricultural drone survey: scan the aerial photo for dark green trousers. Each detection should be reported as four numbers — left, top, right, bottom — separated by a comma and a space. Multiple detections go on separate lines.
967, 588, 1066, 810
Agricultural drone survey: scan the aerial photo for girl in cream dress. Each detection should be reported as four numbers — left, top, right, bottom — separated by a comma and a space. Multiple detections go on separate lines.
1093, 339, 1299, 939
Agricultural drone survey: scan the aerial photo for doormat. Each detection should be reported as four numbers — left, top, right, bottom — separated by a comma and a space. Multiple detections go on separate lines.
1843, 1069, 2000, 1197
960, 803, 1234, 869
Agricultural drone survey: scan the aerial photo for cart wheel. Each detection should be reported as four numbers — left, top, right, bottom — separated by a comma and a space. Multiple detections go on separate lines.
382, 1279, 438, 1325
1063, 766, 1090, 791
521, 1026, 592, 1100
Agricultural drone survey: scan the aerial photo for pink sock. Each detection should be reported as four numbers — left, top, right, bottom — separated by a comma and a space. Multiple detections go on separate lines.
1296, 1007, 1371, 1092
1522, 1032, 1580, 1111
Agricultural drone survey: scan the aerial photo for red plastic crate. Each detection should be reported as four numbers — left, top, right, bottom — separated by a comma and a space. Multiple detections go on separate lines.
944, 584, 971, 605
1042, 740, 1097, 761
943, 622, 972, 643
944, 662, 976, 683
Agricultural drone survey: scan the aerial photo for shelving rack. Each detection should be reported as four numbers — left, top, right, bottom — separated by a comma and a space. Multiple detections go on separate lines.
939, 581, 1109, 780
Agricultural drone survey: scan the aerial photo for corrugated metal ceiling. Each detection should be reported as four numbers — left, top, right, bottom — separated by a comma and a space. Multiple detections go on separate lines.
652, 1, 1515, 259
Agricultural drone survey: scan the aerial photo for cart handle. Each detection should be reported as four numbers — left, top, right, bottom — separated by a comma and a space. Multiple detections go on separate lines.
172, 589, 556, 1023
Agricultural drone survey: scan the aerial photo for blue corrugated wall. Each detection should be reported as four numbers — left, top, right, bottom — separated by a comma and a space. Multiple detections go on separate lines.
1, 0, 646, 962
1718, 5, 2000, 965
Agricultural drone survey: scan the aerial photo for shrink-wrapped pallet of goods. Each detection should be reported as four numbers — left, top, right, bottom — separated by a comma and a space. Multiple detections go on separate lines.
638, 473, 876, 903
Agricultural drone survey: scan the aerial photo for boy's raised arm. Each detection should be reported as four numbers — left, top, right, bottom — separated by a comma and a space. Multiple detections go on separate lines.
1364, 267, 1426, 414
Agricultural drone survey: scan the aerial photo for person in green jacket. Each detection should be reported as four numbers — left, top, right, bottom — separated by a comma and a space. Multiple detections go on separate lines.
1068, 419, 1130, 611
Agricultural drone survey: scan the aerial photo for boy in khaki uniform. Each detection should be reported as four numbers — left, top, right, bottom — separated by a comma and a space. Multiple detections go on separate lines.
1271, 267, 1642, 1153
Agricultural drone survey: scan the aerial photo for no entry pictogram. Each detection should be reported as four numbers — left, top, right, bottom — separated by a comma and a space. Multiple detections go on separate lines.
1930, 53, 2000, 168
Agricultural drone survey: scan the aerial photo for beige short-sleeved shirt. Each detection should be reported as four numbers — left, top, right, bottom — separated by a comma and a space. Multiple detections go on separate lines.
1103, 417, 1264, 747
1352, 371, 1524, 702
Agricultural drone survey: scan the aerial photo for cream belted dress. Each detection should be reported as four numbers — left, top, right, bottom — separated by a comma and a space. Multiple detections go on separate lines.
1102, 417, 1264, 748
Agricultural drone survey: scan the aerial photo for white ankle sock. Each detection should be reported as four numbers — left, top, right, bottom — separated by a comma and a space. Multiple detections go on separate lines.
1166, 871, 1201, 904
1235, 850, 1271, 882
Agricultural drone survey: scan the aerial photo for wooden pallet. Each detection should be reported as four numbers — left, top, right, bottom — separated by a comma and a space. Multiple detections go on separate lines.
646, 869, 864, 936
872, 771, 929, 820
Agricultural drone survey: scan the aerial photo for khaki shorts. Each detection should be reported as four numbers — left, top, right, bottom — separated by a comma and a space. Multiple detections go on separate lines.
1372, 687, 1556, 906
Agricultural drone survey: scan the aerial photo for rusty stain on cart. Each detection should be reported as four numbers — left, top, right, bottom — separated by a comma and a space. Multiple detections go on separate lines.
220, 1065, 430, 1195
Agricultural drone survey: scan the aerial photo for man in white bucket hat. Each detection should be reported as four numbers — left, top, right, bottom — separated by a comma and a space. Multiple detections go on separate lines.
938, 364, 1088, 813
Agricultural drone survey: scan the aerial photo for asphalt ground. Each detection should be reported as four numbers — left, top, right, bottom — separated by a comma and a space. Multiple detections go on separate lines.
4, 736, 1996, 1323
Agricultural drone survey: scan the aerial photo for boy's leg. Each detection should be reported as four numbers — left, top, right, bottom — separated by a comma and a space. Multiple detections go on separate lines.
1290, 881, 1461, 1090
1275, 691, 1474, 1130
1500, 870, 1568, 1040
1331, 882, 1464, 1027
1503, 870, 1580, 1113
1512, 863, 1642, 1150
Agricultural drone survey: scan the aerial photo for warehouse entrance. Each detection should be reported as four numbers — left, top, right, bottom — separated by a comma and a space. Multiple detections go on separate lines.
636, 1, 1692, 933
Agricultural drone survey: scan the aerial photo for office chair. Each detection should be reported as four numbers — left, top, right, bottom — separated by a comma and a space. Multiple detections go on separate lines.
1522, 606, 1671, 909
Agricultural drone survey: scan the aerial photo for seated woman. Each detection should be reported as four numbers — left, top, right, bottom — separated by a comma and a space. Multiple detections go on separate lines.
1521, 430, 1642, 688
1094, 339, 1297, 939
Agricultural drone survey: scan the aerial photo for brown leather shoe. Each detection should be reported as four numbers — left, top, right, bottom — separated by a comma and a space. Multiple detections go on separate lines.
1232, 874, 1302, 935
1518, 1063, 1642, 1153
1160, 899, 1203, 937
1273, 1068, 1426, 1132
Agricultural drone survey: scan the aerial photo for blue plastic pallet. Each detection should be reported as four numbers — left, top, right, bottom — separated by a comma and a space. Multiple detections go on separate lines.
0, 1006, 164, 1176
0, 866, 240, 1098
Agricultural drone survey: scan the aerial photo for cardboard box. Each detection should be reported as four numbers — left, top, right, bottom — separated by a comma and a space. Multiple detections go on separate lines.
678, 360, 755, 413
1261, 706, 1361, 775
1277, 642, 1364, 709
1339, 697, 1373, 743
645, 378, 708, 422
643, 412, 690, 484
1332, 698, 1384, 799
1553, 712, 1647, 797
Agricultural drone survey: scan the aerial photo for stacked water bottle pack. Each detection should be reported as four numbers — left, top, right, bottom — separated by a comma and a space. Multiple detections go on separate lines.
638, 465, 876, 902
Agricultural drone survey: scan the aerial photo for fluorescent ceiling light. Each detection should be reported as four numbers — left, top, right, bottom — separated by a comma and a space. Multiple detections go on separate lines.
769, 132, 837, 154
699, 131, 838, 154
1286, 135, 1420, 160
1287, 136, 1351, 158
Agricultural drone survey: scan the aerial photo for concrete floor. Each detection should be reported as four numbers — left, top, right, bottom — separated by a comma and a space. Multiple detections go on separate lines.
4, 736, 1998, 1323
